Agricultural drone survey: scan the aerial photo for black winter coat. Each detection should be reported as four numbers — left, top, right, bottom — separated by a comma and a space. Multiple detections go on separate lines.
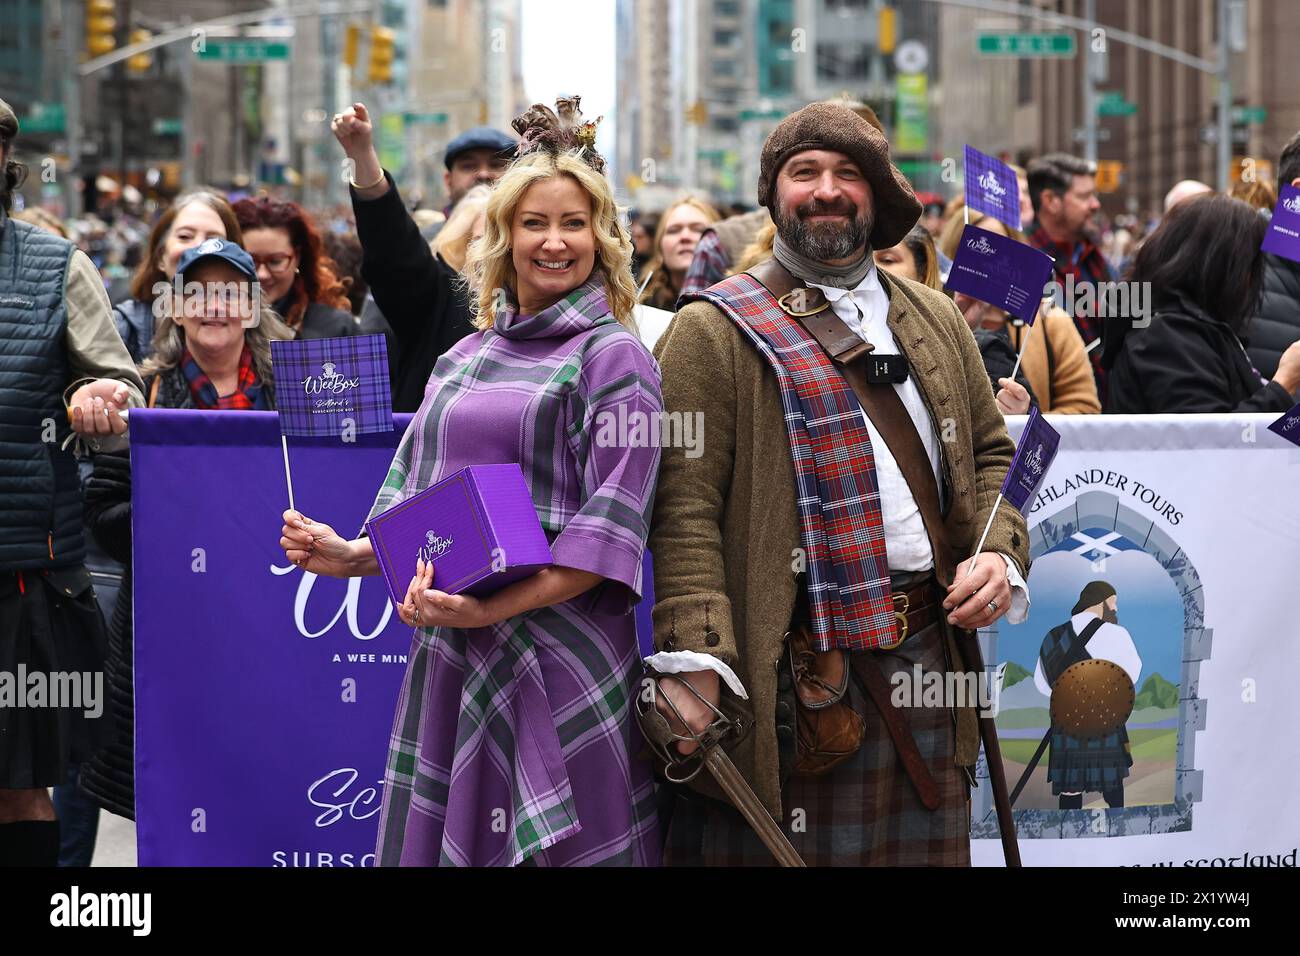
1104, 293, 1296, 414
351, 173, 477, 413
1246, 252, 1300, 380
973, 327, 1038, 409
78, 450, 136, 819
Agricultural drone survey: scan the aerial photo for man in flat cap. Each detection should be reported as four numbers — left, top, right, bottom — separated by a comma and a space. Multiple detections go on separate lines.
0, 98, 145, 865
646, 101, 1031, 865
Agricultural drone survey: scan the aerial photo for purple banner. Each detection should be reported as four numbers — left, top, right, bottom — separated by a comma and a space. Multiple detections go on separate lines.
131, 409, 412, 866
1000, 406, 1061, 515
946, 224, 1055, 325
1262, 184, 1300, 264
963, 144, 1022, 231
1268, 400, 1300, 448
130, 410, 657, 865
270, 334, 392, 437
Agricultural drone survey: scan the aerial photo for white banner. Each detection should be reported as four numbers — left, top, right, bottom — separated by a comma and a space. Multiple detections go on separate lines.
971, 414, 1300, 867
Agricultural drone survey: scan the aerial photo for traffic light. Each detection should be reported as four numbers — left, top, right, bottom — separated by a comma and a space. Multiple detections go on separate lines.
85, 0, 117, 57
367, 26, 394, 85
127, 28, 152, 73
1094, 160, 1123, 194
343, 24, 361, 69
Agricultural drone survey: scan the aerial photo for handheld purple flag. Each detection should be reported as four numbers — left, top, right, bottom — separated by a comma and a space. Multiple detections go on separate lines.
1268, 401, 1300, 448
270, 333, 393, 437
963, 145, 1022, 232
1000, 406, 1061, 516
1262, 184, 1300, 264
946, 224, 1055, 325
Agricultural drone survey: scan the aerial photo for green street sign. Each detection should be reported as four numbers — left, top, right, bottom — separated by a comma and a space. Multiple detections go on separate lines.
739, 108, 785, 121
1097, 91, 1137, 117
196, 40, 291, 63
1232, 106, 1267, 125
404, 112, 448, 125
976, 32, 1076, 57
152, 118, 183, 136
23, 102, 66, 134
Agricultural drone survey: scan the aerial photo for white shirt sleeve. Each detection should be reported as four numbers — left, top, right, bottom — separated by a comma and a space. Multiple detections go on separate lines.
642, 651, 749, 699
1033, 654, 1053, 697
1091, 623, 1142, 687
999, 552, 1030, 625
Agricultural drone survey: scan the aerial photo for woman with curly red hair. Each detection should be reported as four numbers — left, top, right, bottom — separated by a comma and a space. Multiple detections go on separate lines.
233, 196, 359, 339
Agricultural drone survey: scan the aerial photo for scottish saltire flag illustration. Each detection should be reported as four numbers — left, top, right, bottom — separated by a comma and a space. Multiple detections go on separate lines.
946, 224, 1055, 325
964, 144, 1022, 232
1267, 400, 1300, 447
1001, 407, 1061, 516
1262, 184, 1300, 264
270, 334, 393, 436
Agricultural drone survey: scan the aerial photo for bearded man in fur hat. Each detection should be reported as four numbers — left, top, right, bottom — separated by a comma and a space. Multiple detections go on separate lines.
646, 102, 1032, 866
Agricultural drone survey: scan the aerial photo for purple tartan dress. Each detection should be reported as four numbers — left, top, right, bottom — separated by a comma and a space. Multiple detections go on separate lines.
366, 275, 663, 866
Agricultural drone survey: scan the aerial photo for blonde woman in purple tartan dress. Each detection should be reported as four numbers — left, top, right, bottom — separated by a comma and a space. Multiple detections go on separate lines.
278, 98, 664, 866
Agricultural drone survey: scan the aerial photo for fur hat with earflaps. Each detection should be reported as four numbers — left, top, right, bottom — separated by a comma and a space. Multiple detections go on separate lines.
757, 101, 922, 250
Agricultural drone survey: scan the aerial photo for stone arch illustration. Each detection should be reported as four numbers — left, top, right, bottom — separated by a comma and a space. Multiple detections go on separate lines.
970, 489, 1209, 840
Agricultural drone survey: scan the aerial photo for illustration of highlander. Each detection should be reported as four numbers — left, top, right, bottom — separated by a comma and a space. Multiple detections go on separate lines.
1012, 581, 1142, 810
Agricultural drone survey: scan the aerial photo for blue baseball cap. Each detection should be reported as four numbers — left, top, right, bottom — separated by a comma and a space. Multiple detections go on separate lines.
445, 126, 516, 169
176, 237, 259, 283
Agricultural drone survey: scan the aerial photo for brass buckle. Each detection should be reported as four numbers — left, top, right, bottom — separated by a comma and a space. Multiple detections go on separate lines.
777, 289, 830, 317
877, 592, 910, 651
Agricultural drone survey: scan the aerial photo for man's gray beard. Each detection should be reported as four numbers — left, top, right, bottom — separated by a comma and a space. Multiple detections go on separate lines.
773, 205, 874, 261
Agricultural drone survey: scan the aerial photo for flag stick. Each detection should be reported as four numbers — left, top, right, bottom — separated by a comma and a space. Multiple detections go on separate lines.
281, 434, 296, 512
636, 268, 654, 301
964, 492, 1005, 580
1007, 297, 1052, 385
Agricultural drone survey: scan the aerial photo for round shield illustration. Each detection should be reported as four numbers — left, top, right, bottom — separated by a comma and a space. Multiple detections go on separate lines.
1050, 659, 1135, 738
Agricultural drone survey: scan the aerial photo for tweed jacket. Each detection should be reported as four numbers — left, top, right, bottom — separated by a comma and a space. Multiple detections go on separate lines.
648, 265, 1031, 819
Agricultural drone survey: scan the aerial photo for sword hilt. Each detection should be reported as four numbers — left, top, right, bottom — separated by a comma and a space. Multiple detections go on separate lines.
634, 670, 745, 784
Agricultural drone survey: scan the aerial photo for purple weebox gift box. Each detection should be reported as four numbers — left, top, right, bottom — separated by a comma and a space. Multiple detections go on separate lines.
365, 463, 553, 606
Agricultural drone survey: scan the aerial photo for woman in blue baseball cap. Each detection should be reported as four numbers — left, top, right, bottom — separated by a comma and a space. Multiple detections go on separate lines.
138, 237, 294, 410
78, 237, 294, 830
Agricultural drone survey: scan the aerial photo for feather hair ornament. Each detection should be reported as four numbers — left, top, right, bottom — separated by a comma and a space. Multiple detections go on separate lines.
511, 94, 606, 174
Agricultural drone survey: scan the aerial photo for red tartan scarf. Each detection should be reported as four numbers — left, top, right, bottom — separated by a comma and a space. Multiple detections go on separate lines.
682, 274, 899, 652
179, 345, 268, 410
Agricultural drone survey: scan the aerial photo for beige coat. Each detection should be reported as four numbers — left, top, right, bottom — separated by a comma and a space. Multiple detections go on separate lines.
648, 267, 1031, 819
1009, 307, 1100, 414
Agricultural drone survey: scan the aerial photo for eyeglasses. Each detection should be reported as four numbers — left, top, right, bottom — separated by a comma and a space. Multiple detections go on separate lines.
251, 253, 295, 273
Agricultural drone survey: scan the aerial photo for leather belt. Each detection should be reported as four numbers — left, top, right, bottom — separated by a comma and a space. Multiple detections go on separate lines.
876, 575, 943, 651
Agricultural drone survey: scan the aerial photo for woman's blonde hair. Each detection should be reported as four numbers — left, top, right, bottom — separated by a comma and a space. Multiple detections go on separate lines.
139, 302, 295, 386
640, 195, 721, 309
936, 196, 1026, 261
466, 150, 638, 331
731, 219, 777, 275
432, 183, 492, 276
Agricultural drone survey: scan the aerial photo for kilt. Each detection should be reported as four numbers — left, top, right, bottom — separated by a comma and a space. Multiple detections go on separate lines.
1047, 726, 1132, 795
662, 619, 971, 866
0, 566, 107, 789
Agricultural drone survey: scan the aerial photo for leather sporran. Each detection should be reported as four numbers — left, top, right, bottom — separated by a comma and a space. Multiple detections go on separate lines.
787, 625, 865, 775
